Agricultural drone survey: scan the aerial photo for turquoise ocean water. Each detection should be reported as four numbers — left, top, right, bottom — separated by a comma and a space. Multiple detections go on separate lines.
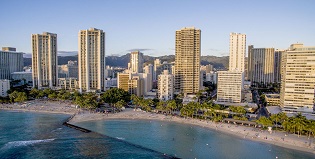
0, 111, 172, 159
0, 110, 314, 159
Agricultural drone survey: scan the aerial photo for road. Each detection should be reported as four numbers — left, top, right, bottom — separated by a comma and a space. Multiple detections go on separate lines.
252, 90, 269, 118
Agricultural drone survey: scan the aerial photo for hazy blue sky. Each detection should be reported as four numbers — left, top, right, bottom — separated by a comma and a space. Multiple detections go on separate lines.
0, 0, 314, 57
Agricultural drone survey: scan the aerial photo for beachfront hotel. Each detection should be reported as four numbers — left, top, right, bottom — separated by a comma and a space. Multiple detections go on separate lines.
229, 33, 246, 72
78, 28, 105, 92
158, 70, 174, 101
217, 71, 243, 103
217, 32, 246, 103
130, 51, 144, 73
32, 32, 58, 89
0, 47, 24, 80
174, 27, 201, 94
280, 43, 315, 113
248, 47, 276, 85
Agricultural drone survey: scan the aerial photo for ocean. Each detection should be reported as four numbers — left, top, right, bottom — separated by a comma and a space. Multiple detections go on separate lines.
0, 110, 314, 159
0, 111, 172, 159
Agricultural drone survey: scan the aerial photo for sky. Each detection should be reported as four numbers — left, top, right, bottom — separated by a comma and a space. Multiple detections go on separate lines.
0, 0, 314, 57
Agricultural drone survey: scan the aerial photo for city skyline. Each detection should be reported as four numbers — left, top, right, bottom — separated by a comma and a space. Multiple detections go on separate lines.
0, 0, 314, 57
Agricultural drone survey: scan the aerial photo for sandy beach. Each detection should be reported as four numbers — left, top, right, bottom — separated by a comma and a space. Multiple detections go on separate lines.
1, 101, 314, 155
70, 108, 315, 154
0, 99, 79, 115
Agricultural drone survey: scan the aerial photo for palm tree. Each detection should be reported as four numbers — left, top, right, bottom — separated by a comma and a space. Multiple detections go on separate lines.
131, 94, 140, 109
166, 100, 177, 115
204, 108, 216, 120
256, 116, 273, 128
293, 113, 307, 137
270, 114, 280, 131
156, 101, 166, 112
196, 90, 203, 103
115, 100, 126, 112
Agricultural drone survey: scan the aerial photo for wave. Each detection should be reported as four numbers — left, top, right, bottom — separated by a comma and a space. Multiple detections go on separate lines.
116, 137, 125, 140
1, 138, 55, 150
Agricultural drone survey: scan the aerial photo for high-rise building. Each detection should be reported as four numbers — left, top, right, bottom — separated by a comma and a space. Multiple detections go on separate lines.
217, 71, 243, 103
249, 47, 275, 85
58, 78, 78, 90
117, 72, 151, 97
144, 64, 153, 83
153, 59, 162, 81
78, 28, 105, 92
274, 49, 283, 84
2, 47, 16, 52
247, 45, 254, 80
280, 44, 315, 113
206, 71, 217, 84
174, 27, 201, 94
11, 71, 32, 86
0, 79, 10, 97
128, 75, 144, 97
32, 32, 58, 89
117, 73, 129, 91
130, 51, 144, 73
0, 48, 24, 80
158, 70, 174, 101
229, 33, 246, 72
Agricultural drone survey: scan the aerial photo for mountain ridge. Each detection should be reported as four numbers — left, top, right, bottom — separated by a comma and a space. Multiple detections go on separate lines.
24, 54, 229, 69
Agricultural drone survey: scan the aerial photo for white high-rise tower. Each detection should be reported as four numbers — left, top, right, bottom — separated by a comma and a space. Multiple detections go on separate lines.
229, 33, 246, 72
78, 28, 105, 92
32, 32, 58, 89
130, 51, 144, 73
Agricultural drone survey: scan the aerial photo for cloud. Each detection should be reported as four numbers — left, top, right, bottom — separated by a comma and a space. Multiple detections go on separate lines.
126, 48, 153, 52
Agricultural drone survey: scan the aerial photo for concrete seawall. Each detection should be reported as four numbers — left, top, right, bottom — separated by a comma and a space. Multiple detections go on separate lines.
63, 114, 91, 133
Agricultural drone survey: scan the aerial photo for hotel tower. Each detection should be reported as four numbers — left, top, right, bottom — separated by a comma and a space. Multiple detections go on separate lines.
229, 33, 246, 72
78, 28, 105, 92
174, 27, 201, 94
32, 32, 58, 89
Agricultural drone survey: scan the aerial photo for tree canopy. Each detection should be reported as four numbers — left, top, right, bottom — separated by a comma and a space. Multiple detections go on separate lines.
101, 88, 130, 105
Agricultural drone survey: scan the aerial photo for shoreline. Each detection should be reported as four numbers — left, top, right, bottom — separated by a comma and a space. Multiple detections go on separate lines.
0, 100, 79, 115
69, 108, 315, 155
0, 107, 74, 115
1, 101, 314, 155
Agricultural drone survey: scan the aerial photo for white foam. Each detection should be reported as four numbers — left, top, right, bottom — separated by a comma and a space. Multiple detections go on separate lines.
116, 137, 125, 140
1, 138, 55, 150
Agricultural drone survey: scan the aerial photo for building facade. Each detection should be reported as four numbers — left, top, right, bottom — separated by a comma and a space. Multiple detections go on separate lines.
130, 51, 144, 73
229, 33, 246, 72
217, 71, 243, 103
117, 73, 129, 91
32, 32, 58, 89
153, 59, 162, 81
158, 70, 174, 101
265, 94, 280, 106
280, 44, 315, 112
0, 48, 24, 80
11, 71, 32, 86
274, 50, 282, 84
205, 71, 217, 84
78, 28, 105, 92
0, 79, 10, 97
249, 47, 275, 85
128, 76, 144, 97
175, 27, 201, 94
58, 78, 78, 90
